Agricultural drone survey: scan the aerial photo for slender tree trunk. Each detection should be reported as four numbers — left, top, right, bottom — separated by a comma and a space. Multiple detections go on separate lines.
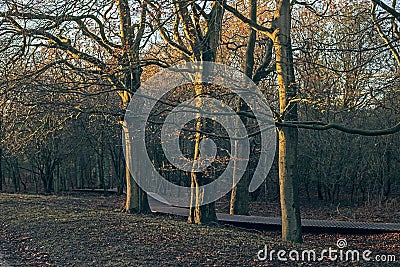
97, 144, 105, 191
230, 0, 256, 215
44, 172, 53, 193
0, 147, 3, 191
110, 143, 124, 195
54, 163, 60, 193
230, 101, 249, 215
12, 161, 20, 193
188, 76, 217, 224
77, 157, 83, 189
175, 0, 223, 223
273, 0, 302, 243
382, 149, 392, 197
0, 116, 2, 191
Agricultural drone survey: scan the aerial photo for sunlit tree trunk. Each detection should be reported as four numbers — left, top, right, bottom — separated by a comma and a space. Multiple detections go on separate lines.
121, 90, 150, 213
0, 147, 3, 192
188, 75, 217, 224
163, 0, 223, 224
122, 119, 150, 213
273, 0, 302, 243
117, 0, 150, 213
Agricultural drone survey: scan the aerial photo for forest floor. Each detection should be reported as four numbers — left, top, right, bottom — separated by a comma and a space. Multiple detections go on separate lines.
0, 193, 399, 266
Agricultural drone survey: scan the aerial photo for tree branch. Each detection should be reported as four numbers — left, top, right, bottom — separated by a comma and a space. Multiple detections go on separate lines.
219, 0, 275, 39
371, 0, 400, 22
277, 121, 400, 136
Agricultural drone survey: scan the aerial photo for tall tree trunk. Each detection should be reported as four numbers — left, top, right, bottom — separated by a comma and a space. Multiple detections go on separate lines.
0, 115, 2, 191
230, 0, 256, 215
12, 161, 20, 193
123, 119, 150, 213
273, 0, 302, 243
54, 163, 60, 193
42, 175, 52, 193
188, 74, 217, 224
77, 157, 84, 189
0, 147, 3, 192
230, 98, 250, 215
171, 0, 223, 224
122, 95, 150, 213
383, 149, 392, 197
117, 0, 150, 213
110, 143, 124, 195
97, 142, 105, 191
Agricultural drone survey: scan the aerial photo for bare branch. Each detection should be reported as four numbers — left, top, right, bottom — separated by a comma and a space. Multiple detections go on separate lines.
371, 0, 400, 22
219, 0, 275, 39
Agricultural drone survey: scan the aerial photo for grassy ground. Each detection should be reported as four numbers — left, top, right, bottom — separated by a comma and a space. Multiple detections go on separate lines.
0, 193, 399, 266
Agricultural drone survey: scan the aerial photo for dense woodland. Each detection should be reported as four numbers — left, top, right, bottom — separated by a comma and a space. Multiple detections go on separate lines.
0, 0, 399, 244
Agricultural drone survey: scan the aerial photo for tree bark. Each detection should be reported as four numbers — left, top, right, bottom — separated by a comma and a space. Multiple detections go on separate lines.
166, 1, 223, 223
0, 147, 3, 192
117, 0, 150, 213
188, 174, 217, 224
188, 75, 217, 224
230, 0, 256, 215
273, 0, 302, 243
230, 99, 250, 215
122, 102, 150, 214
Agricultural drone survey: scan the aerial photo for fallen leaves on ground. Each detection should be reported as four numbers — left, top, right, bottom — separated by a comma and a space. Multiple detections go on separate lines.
0, 193, 398, 266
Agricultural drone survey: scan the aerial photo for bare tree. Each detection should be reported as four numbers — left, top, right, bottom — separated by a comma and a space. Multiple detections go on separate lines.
150, 0, 225, 223
0, 0, 161, 212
